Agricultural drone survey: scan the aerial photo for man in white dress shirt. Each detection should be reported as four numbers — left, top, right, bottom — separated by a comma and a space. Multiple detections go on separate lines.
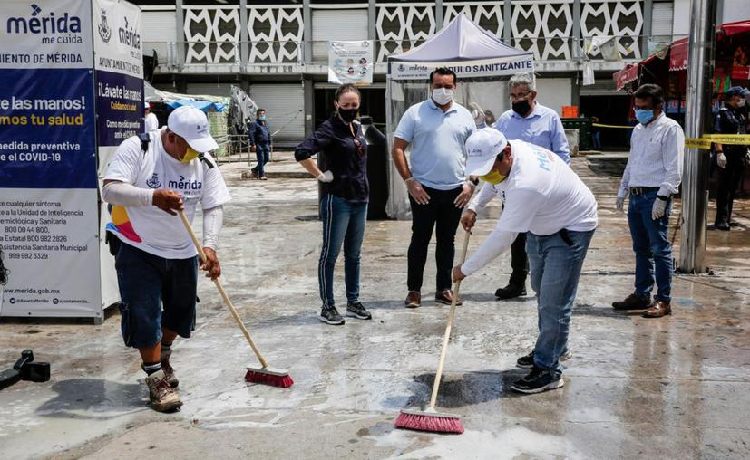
454, 129, 598, 394
612, 84, 684, 318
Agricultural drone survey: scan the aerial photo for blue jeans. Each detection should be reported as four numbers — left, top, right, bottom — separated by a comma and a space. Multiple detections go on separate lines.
255, 144, 270, 177
627, 191, 673, 303
527, 229, 595, 377
319, 194, 367, 307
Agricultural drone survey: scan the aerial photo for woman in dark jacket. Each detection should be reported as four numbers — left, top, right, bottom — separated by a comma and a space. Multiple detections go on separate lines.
295, 83, 371, 325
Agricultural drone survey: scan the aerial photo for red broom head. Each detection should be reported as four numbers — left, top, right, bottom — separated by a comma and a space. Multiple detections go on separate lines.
244, 370, 294, 388
394, 412, 464, 434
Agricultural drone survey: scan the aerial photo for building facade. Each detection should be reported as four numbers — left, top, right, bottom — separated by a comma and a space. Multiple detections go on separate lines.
134, 0, 741, 146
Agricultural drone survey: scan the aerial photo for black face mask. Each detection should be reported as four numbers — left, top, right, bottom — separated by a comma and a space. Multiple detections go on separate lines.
338, 108, 358, 123
512, 100, 532, 116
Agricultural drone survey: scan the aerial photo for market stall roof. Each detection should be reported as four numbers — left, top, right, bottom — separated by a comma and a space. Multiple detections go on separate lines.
387, 13, 533, 80
614, 63, 640, 91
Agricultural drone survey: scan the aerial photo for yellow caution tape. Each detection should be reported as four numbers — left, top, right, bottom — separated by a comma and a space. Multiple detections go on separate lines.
592, 123, 634, 129
685, 138, 713, 149
686, 134, 750, 149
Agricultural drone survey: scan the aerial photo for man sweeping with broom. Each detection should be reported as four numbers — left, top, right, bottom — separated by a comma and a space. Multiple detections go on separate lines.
102, 106, 230, 412
454, 129, 597, 394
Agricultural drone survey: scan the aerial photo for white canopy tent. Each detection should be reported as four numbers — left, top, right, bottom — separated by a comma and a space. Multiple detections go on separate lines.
385, 14, 534, 219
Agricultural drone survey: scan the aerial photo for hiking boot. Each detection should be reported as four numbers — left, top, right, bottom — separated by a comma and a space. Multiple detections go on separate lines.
250, 167, 258, 178
404, 291, 421, 309
161, 350, 179, 388
516, 350, 572, 369
319, 305, 345, 325
495, 283, 526, 300
435, 290, 462, 306
643, 301, 671, 318
346, 301, 372, 320
612, 293, 653, 310
145, 370, 183, 412
510, 366, 564, 394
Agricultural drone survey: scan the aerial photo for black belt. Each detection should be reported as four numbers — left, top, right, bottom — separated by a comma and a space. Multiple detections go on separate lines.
629, 186, 659, 196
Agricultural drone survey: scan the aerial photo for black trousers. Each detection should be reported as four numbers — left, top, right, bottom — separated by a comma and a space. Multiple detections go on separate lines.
407, 186, 463, 292
508, 232, 530, 286
715, 152, 746, 226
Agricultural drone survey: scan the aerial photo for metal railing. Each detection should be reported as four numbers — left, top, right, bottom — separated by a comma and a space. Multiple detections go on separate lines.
144, 34, 687, 71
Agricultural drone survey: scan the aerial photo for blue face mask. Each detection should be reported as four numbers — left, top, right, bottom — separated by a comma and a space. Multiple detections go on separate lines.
635, 109, 654, 125
259, 115, 266, 121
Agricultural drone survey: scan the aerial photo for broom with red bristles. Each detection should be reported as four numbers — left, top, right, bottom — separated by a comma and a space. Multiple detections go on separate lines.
394, 230, 471, 434
179, 210, 294, 388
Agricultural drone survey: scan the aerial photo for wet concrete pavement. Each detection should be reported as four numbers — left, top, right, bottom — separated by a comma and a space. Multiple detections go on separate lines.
1, 153, 749, 459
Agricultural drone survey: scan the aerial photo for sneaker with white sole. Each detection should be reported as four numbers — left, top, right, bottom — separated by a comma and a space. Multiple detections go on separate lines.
319, 305, 345, 325
145, 370, 183, 412
510, 366, 564, 394
346, 301, 372, 320
516, 350, 572, 369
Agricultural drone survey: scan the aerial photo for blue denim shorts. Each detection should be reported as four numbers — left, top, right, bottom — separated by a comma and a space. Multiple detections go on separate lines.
114, 243, 198, 349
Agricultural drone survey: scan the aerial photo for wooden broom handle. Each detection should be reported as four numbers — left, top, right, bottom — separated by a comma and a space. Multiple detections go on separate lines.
178, 210, 270, 369
429, 230, 471, 409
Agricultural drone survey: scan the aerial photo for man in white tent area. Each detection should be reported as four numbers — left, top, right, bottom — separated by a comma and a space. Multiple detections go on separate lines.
453, 129, 598, 394
144, 101, 159, 132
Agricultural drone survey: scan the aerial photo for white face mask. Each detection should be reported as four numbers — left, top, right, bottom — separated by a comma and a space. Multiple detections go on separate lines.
432, 88, 453, 105
738, 99, 746, 108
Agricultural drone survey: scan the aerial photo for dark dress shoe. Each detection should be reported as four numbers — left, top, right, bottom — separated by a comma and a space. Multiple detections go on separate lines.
612, 293, 653, 310
643, 301, 671, 318
494, 283, 526, 300
404, 291, 421, 308
435, 290, 463, 306
715, 222, 730, 231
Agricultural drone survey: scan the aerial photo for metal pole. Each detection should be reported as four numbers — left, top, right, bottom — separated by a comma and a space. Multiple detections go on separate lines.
678, 0, 717, 273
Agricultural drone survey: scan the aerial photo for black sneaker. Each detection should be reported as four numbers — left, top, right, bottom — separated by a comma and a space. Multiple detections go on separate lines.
612, 293, 652, 310
319, 305, 345, 325
510, 366, 564, 394
495, 283, 527, 300
516, 350, 572, 369
346, 301, 372, 320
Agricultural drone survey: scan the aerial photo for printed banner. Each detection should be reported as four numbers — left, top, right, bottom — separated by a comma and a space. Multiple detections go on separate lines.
390, 56, 534, 81
328, 41, 374, 85
0, 0, 101, 319
94, 0, 144, 146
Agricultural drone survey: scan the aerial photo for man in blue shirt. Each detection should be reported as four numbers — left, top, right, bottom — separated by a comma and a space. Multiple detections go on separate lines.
491, 73, 570, 300
392, 67, 476, 308
248, 109, 273, 180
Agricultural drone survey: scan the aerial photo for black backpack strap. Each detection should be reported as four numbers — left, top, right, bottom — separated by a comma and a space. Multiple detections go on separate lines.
199, 153, 216, 169
139, 132, 151, 157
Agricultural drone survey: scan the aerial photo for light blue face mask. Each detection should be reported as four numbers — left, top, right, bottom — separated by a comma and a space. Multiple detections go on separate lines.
259, 115, 266, 121
635, 109, 654, 125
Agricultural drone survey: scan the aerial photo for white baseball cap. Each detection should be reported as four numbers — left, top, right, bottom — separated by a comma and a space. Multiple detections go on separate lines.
167, 106, 219, 153
464, 129, 508, 177
144, 101, 151, 109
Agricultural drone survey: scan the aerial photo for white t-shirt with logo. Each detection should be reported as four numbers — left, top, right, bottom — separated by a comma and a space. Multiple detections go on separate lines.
462, 139, 598, 275
104, 129, 231, 259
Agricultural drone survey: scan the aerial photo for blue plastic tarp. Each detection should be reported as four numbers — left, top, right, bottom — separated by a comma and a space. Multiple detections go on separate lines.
166, 100, 226, 112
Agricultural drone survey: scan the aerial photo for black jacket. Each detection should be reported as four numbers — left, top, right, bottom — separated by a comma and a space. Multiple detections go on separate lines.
295, 114, 369, 203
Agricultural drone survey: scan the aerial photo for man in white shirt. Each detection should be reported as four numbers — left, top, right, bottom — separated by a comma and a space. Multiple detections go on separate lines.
144, 101, 159, 132
103, 106, 231, 412
613, 84, 684, 318
453, 129, 597, 394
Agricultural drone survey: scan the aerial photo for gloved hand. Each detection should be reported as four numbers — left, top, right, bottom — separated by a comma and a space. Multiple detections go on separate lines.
469, 102, 486, 128
616, 193, 627, 213
716, 152, 727, 169
317, 170, 334, 183
651, 197, 668, 220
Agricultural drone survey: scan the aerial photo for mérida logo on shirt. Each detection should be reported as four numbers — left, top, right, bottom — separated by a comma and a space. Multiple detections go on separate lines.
168, 176, 202, 190
146, 173, 161, 188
